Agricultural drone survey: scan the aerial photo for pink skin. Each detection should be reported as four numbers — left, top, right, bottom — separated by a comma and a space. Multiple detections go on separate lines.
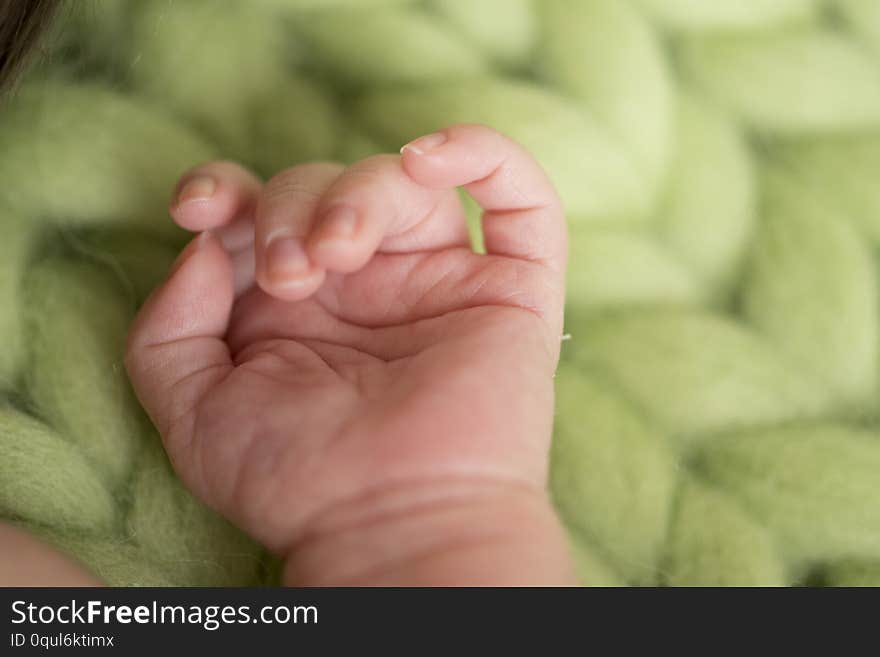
126, 124, 575, 586
0, 525, 101, 586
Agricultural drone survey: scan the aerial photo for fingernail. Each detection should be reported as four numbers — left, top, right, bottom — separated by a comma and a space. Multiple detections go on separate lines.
317, 206, 358, 243
400, 132, 447, 156
266, 236, 310, 281
169, 231, 212, 276
177, 176, 215, 205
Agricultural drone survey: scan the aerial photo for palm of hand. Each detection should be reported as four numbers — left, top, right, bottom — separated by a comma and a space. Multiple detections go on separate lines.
198, 247, 557, 550
127, 126, 566, 553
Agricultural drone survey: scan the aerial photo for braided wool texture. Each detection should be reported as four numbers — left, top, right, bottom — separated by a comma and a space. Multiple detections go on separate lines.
1, 0, 880, 586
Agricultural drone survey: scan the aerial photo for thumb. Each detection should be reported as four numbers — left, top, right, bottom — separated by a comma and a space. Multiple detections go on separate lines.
125, 231, 234, 475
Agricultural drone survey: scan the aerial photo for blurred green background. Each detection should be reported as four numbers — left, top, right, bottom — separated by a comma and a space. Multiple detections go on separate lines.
0, 0, 879, 586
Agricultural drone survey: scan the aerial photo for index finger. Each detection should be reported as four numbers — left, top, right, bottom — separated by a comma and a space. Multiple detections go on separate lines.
400, 124, 567, 273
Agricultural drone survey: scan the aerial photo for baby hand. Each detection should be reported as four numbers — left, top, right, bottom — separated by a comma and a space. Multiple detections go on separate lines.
125, 125, 573, 585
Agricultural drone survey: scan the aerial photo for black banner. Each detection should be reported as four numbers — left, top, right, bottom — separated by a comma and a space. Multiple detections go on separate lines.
0, 587, 866, 652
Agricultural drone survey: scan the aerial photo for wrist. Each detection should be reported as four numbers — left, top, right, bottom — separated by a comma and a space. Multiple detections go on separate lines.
282, 479, 576, 586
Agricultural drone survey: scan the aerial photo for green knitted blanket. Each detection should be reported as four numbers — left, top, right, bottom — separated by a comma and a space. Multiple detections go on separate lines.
0, 0, 879, 586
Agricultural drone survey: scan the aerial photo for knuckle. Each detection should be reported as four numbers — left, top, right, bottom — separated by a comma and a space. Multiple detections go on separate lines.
344, 154, 399, 183
264, 161, 343, 192
325, 157, 402, 205
260, 163, 339, 207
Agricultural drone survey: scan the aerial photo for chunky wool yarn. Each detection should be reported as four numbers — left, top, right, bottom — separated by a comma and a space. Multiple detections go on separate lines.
1, 0, 880, 586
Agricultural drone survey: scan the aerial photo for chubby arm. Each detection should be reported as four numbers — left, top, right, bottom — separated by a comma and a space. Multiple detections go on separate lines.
282, 482, 575, 586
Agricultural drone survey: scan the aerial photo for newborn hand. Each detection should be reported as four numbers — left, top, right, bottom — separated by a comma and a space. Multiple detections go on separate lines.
126, 125, 573, 585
